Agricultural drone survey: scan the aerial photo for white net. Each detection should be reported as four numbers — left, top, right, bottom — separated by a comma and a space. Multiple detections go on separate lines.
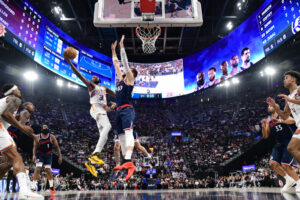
136, 26, 161, 54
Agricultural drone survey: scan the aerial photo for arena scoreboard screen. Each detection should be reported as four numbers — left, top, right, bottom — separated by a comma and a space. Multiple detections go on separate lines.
0, 0, 113, 89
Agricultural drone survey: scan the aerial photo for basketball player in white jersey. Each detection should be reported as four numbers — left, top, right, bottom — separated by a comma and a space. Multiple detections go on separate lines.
64, 53, 116, 177
0, 84, 43, 199
267, 70, 300, 192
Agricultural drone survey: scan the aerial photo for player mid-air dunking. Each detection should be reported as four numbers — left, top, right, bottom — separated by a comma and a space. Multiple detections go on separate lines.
64, 50, 116, 177
0, 84, 43, 200
31, 125, 62, 194
114, 130, 152, 166
262, 106, 299, 192
267, 70, 300, 192
111, 35, 138, 181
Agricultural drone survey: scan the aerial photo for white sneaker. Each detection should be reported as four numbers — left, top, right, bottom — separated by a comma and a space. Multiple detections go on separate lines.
296, 181, 300, 193
281, 177, 296, 193
18, 190, 44, 200
31, 183, 37, 191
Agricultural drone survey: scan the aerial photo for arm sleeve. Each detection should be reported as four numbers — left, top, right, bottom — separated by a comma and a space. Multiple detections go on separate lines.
120, 48, 130, 73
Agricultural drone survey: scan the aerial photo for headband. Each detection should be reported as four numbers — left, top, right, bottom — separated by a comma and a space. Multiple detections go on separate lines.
4, 85, 18, 96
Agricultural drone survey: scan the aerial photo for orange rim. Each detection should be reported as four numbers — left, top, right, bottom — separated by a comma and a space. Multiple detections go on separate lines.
136, 26, 161, 40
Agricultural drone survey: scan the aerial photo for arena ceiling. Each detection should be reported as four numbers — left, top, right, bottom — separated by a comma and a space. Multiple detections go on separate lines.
27, 0, 266, 62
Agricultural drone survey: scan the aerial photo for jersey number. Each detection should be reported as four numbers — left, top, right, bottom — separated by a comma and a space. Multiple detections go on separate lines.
47, 144, 50, 149
99, 95, 104, 101
275, 125, 283, 132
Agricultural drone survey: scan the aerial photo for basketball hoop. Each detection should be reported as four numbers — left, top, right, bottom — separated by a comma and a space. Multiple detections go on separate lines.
136, 26, 161, 54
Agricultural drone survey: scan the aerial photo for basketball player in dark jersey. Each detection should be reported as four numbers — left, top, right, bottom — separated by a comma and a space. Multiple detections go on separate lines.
262, 106, 299, 192
32, 125, 62, 194
8, 102, 35, 145
111, 35, 138, 181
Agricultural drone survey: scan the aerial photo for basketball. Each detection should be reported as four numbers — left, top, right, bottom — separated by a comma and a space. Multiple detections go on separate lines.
63, 47, 77, 60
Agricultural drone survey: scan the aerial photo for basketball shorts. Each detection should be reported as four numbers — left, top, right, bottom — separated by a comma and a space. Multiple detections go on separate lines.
292, 129, 300, 140
115, 107, 135, 135
0, 128, 15, 153
7, 126, 23, 145
36, 153, 52, 168
270, 144, 297, 166
114, 130, 138, 142
90, 105, 111, 129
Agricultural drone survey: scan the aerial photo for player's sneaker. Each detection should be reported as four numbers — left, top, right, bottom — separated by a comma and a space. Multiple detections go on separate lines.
88, 153, 104, 165
18, 190, 44, 200
281, 176, 296, 193
295, 180, 300, 193
122, 162, 136, 181
85, 162, 98, 177
30, 183, 37, 191
50, 187, 56, 195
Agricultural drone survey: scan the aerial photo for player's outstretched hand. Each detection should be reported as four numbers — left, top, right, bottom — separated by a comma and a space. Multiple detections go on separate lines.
120, 35, 125, 48
58, 156, 62, 165
266, 97, 276, 107
111, 40, 117, 51
278, 94, 289, 102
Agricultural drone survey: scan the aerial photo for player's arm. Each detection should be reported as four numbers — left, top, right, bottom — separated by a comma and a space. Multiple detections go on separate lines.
280, 116, 296, 125
2, 97, 35, 139
266, 97, 291, 120
104, 86, 116, 98
19, 110, 30, 125
278, 94, 300, 105
119, 35, 134, 85
261, 118, 271, 139
32, 135, 38, 162
111, 41, 123, 80
63, 53, 92, 89
51, 135, 62, 165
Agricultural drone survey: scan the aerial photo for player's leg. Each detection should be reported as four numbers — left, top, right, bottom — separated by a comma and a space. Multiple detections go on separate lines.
287, 132, 300, 164
3, 146, 43, 199
90, 114, 111, 165
32, 165, 42, 191
114, 140, 121, 166
121, 108, 136, 181
269, 161, 286, 177
0, 154, 12, 179
281, 147, 299, 182
45, 165, 56, 194
271, 145, 296, 192
135, 141, 151, 158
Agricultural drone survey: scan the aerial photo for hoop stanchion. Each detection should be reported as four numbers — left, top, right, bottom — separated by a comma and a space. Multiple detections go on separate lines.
136, 26, 161, 54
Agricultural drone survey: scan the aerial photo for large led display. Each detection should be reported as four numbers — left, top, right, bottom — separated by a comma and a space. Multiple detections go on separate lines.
184, 0, 300, 94
0, 0, 114, 90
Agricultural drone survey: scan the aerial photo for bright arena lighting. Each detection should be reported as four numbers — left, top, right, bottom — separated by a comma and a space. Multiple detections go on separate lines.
23, 71, 38, 81
67, 82, 79, 89
57, 79, 63, 87
54, 6, 62, 15
232, 78, 240, 84
264, 67, 276, 76
260, 71, 264, 77
226, 22, 233, 30
224, 80, 230, 87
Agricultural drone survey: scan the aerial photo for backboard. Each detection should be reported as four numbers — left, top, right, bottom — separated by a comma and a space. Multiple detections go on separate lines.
94, 0, 203, 27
